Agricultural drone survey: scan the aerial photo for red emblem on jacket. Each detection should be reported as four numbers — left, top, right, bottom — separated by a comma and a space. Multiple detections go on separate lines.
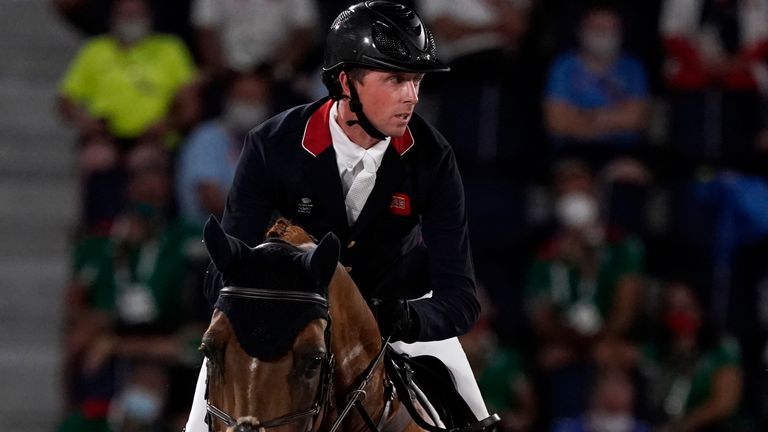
390, 193, 411, 216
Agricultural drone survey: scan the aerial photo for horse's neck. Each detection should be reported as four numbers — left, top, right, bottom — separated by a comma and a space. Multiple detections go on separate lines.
328, 266, 382, 389
327, 266, 420, 432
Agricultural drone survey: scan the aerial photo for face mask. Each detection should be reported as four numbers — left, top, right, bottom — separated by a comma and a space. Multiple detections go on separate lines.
582, 31, 620, 58
225, 102, 268, 134
664, 310, 701, 338
119, 387, 163, 423
114, 18, 151, 44
589, 413, 634, 432
556, 192, 598, 228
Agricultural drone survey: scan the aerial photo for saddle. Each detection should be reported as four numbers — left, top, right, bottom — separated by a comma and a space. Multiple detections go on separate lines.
384, 347, 500, 432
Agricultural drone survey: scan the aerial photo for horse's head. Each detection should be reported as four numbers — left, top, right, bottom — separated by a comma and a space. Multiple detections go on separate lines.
201, 217, 340, 432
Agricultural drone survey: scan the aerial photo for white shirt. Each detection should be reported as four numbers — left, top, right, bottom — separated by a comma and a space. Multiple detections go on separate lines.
417, 0, 530, 61
191, 0, 319, 72
329, 102, 390, 196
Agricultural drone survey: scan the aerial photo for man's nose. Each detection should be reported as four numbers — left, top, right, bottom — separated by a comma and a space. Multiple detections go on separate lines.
403, 81, 419, 103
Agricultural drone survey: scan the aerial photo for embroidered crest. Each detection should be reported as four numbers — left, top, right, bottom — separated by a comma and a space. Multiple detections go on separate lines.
298, 197, 313, 214
389, 193, 411, 216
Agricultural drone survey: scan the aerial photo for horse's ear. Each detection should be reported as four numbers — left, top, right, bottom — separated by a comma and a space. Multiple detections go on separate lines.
306, 232, 340, 290
203, 215, 244, 273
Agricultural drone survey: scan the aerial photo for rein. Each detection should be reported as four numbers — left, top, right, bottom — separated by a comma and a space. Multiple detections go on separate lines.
328, 335, 392, 432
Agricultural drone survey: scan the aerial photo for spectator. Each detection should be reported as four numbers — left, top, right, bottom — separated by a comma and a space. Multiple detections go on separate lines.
57, 0, 199, 231
176, 71, 273, 226
660, 0, 768, 170
552, 368, 650, 432
191, 0, 319, 80
106, 362, 168, 432
58, 0, 197, 144
639, 281, 744, 431
526, 160, 645, 418
60, 146, 205, 432
544, 5, 650, 168
51, 0, 195, 45
417, 0, 533, 167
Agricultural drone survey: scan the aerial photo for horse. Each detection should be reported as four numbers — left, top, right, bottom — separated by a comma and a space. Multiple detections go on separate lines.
199, 217, 423, 432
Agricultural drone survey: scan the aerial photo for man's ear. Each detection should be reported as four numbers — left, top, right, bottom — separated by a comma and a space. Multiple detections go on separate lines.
338, 70, 350, 97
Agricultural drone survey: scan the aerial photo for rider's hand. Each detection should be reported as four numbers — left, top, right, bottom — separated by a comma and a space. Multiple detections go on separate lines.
371, 299, 420, 343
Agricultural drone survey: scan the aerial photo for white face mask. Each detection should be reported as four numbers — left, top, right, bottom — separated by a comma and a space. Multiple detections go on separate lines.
556, 192, 598, 228
582, 31, 620, 59
589, 413, 635, 432
113, 17, 151, 44
225, 101, 268, 134
119, 387, 163, 423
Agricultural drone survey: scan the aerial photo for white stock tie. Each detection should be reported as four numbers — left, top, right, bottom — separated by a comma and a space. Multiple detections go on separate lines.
344, 153, 377, 225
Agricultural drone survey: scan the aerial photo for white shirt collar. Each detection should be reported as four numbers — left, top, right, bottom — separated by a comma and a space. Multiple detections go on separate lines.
329, 101, 389, 177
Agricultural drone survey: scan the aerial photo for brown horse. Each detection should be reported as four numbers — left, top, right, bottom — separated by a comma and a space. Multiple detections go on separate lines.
199, 217, 422, 432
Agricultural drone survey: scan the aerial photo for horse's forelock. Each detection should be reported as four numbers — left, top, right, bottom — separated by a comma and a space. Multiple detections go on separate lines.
266, 219, 315, 246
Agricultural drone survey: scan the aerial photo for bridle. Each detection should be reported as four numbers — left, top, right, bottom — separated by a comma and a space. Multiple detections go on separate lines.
205, 285, 335, 432
204, 285, 391, 432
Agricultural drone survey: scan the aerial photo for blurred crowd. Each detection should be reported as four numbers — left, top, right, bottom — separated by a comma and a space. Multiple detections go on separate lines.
51, 0, 768, 431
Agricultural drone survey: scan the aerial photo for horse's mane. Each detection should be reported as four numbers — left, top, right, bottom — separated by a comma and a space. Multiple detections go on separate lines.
265, 218, 316, 246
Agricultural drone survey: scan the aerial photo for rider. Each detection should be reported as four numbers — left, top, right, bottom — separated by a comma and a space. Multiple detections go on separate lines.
186, 1, 490, 429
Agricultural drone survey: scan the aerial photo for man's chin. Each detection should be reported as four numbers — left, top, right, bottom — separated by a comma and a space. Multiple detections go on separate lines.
384, 125, 408, 138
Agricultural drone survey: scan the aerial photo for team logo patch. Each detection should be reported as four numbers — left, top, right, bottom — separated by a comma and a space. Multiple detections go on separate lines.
298, 197, 313, 214
389, 193, 411, 216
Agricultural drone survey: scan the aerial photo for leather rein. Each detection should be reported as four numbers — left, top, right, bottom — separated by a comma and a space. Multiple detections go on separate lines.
204, 285, 391, 432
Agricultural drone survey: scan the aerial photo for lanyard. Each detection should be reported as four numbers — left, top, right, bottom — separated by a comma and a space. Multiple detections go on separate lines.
550, 261, 598, 305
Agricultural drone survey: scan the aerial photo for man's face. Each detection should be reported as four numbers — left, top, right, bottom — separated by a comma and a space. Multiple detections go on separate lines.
580, 10, 622, 58
347, 70, 424, 138
224, 76, 271, 134
111, 0, 151, 43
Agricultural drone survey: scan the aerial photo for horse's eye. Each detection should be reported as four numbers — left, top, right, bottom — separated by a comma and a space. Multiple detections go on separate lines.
199, 341, 222, 363
304, 354, 324, 377
309, 355, 324, 370
199, 343, 212, 359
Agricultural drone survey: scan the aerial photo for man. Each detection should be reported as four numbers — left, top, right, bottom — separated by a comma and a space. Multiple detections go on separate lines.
526, 160, 644, 418
191, 0, 318, 78
58, 0, 196, 143
544, 5, 649, 166
186, 2, 491, 430
176, 72, 273, 226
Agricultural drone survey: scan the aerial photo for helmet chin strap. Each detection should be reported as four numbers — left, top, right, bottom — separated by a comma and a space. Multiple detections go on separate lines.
343, 80, 388, 141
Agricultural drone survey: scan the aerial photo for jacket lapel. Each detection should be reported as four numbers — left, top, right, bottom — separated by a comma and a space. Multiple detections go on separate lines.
300, 148, 349, 239
298, 99, 349, 239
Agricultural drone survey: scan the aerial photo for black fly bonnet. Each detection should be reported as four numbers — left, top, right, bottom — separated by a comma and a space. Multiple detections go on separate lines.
203, 218, 339, 361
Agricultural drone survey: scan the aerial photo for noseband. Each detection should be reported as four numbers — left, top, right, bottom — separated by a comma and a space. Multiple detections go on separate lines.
205, 285, 335, 432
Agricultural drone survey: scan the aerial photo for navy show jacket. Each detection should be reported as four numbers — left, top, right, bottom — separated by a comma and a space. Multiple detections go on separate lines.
215, 98, 479, 342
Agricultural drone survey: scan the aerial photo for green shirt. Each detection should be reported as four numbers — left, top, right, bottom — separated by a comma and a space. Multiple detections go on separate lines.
641, 337, 742, 417
73, 220, 203, 328
59, 34, 195, 138
526, 234, 644, 319
57, 412, 110, 432
477, 347, 528, 413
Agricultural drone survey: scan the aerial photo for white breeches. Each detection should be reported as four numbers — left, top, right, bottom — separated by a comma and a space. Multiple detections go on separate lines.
390, 337, 489, 420
185, 362, 209, 432
185, 337, 488, 431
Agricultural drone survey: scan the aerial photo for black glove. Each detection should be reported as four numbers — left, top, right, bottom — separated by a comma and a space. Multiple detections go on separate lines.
371, 299, 420, 343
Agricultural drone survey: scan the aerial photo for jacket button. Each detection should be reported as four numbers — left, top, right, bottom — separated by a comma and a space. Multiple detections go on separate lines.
347, 240, 356, 248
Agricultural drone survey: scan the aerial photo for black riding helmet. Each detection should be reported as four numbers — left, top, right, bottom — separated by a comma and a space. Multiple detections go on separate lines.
321, 1, 449, 140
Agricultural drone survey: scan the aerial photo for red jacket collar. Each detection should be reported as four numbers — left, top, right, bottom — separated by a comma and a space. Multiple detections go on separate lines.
301, 99, 414, 157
